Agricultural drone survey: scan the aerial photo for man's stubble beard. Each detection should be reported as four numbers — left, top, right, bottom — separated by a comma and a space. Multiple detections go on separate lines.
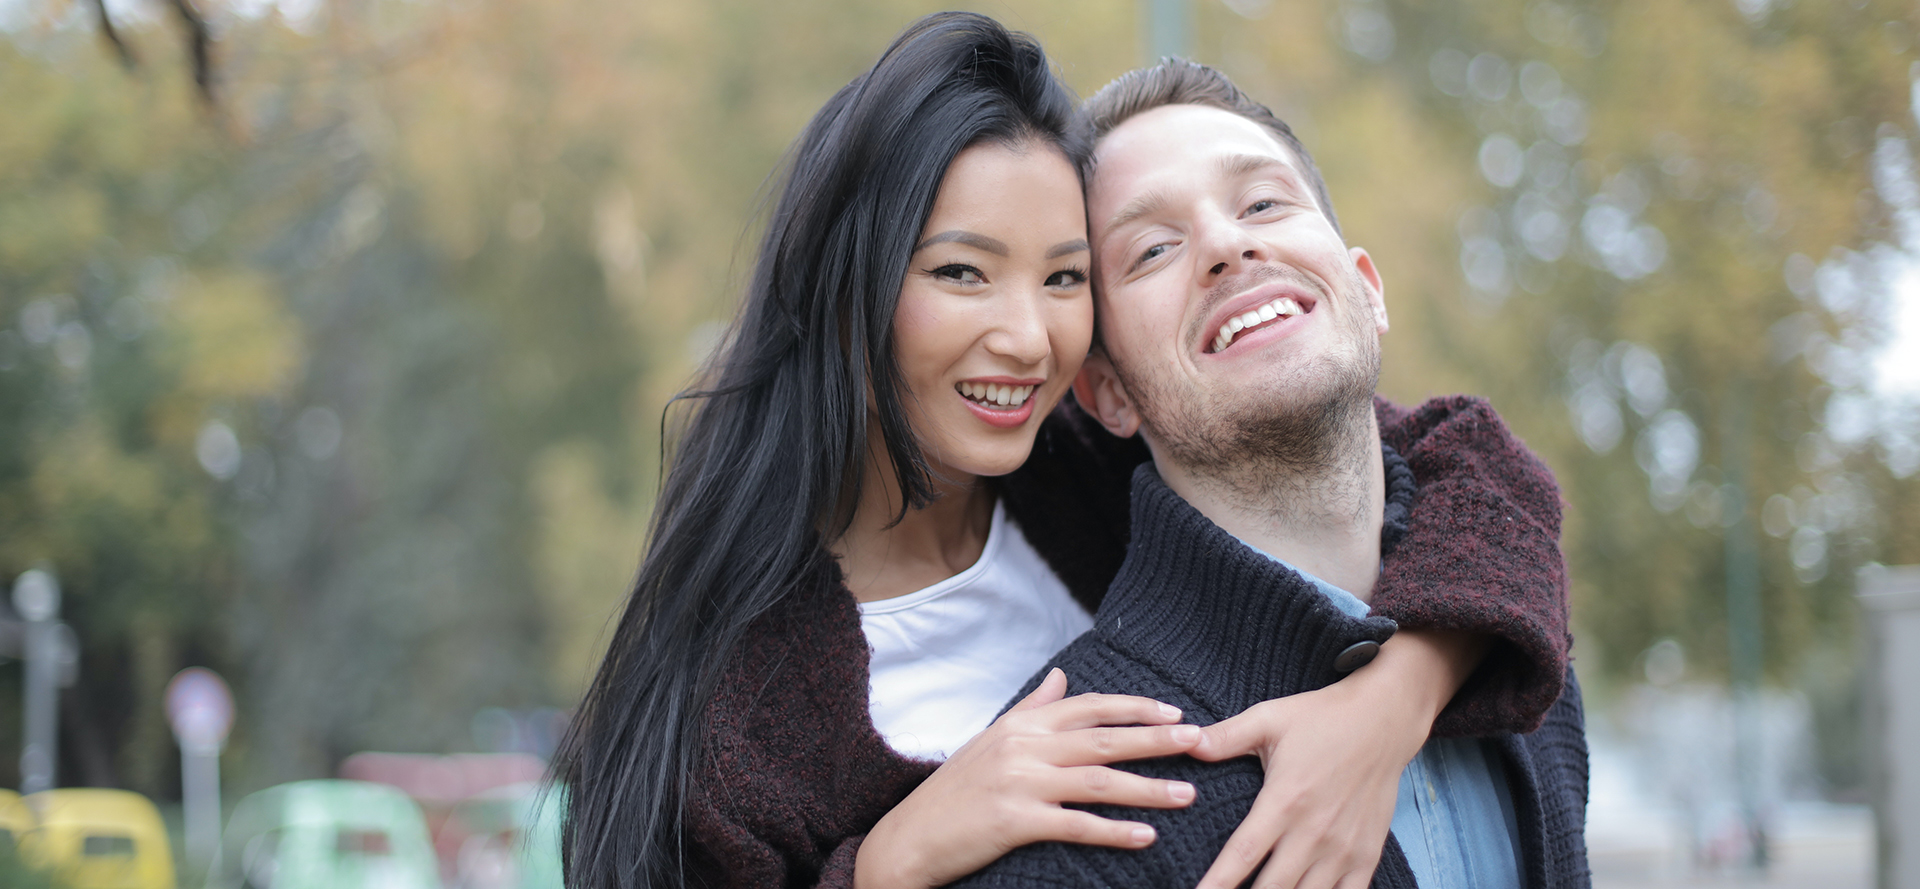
1110, 264, 1381, 505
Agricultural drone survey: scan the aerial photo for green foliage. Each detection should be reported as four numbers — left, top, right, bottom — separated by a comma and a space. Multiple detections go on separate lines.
0, 0, 1912, 802
1177, 0, 1920, 793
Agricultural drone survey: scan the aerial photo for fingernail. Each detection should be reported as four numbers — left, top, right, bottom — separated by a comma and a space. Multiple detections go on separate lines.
1158, 703, 1181, 719
1168, 782, 1195, 803
1171, 724, 1200, 744
1130, 825, 1156, 845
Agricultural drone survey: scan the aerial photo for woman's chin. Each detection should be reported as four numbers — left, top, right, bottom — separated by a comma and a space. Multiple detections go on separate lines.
930, 432, 1043, 481
919, 391, 1062, 481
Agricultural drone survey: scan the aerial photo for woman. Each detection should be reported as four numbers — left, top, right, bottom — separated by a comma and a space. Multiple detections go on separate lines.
555, 12, 1568, 889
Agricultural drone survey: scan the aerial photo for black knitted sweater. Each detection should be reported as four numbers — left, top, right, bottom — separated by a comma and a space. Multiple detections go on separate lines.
953, 459, 1592, 889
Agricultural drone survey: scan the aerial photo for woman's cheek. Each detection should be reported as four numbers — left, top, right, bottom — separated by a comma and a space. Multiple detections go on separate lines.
1053, 296, 1096, 377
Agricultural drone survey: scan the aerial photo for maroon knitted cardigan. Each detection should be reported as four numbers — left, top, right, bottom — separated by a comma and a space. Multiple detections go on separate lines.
684, 395, 1569, 888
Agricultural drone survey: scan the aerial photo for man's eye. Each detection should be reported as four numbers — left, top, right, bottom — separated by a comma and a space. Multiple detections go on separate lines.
931, 264, 985, 284
1244, 199, 1278, 216
1136, 243, 1170, 266
1046, 268, 1089, 288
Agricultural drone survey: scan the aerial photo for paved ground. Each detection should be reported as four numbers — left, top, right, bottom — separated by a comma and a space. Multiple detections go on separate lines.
1580, 684, 1879, 889
1587, 748, 1873, 888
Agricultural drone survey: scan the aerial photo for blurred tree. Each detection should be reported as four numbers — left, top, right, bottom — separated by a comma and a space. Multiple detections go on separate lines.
0, 33, 247, 794
1181, 0, 1920, 793
4, 0, 1914, 808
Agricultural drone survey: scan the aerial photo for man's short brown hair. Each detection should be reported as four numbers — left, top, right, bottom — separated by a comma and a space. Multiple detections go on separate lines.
1079, 58, 1341, 235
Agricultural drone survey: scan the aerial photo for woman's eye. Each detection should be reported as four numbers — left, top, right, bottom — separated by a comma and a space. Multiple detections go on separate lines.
931, 264, 985, 284
1045, 268, 1088, 288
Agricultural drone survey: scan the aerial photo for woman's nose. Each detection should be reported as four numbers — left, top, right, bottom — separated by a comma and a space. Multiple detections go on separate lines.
986, 292, 1050, 365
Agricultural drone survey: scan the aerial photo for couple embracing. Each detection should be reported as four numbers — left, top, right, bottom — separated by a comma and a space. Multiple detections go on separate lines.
556, 12, 1589, 889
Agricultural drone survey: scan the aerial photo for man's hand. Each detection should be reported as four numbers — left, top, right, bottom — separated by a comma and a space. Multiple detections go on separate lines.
1190, 630, 1488, 889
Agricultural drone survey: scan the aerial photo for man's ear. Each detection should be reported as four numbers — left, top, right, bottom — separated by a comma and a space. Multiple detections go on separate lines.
1072, 353, 1143, 438
1350, 246, 1388, 334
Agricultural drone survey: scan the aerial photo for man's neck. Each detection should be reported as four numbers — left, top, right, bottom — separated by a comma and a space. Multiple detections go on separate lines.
1150, 410, 1386, 599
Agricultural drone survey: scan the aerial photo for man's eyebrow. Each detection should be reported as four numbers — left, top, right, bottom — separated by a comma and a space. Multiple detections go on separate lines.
1045, 238, 1089, 259
914, 230, 1008, 256
1100, 189, 1173, 239
1219, 153, 1290, 180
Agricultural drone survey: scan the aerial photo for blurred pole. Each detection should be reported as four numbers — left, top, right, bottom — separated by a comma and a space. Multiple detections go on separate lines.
1722, 387, 1769, 870
1858, 565, 1920, 889
1140, 0, 1191, 64
182, 746, 219, 867
12, 569, 61, 795
166, 667, 235, 874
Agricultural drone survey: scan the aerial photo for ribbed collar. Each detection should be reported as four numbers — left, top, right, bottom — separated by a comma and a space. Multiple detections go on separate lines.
1093, 462, 1403, 719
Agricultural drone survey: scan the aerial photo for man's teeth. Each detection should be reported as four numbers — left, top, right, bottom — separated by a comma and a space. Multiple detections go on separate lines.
1211, 296, 1305, 353
958, 382, 1035, 408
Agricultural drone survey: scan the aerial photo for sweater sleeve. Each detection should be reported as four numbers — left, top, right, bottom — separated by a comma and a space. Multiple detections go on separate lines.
684, 554, 937, 888
1372, 395, 1570, 736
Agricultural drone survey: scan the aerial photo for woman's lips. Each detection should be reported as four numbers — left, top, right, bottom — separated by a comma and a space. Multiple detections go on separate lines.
956, 379, 1041, 428
962, 395, 1035, 428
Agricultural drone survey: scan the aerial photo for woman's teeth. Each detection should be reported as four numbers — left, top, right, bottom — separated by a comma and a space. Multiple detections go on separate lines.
1210, 296, 1305, 354
958, 381, 1035, 408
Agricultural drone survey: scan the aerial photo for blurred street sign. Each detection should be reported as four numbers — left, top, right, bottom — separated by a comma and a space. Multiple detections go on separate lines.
0, 620, 75, 686
12, 569, 58, 621
165, 667, 234, 753
167, 666, 234, 872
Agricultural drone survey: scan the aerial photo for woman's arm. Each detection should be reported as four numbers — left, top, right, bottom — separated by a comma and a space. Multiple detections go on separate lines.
1005, 394, 1569, 729
1371, 394, 1570, 736
685, 567, 1204, 889
1005, 394, 1569, 889
855, 670, 1203, 889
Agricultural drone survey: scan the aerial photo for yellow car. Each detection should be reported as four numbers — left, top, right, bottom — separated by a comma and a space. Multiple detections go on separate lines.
15, 788, 176, 889
0, 789, 31, 848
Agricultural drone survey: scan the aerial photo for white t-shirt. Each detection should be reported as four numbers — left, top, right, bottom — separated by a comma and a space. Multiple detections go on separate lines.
858, 502, 1094, 760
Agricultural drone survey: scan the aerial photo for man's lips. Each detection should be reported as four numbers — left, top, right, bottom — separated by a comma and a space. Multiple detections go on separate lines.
1201, 284, 1319, 355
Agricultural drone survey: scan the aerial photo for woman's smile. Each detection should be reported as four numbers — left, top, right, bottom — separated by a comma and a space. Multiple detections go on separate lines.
957, 377, 1045, 427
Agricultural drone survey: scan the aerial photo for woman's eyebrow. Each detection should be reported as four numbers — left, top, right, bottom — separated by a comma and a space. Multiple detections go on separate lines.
915, 230, 1007, 255
1046, 238, 1089, 259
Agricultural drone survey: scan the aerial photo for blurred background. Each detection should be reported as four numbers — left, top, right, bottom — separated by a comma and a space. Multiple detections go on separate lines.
1, 0, 1916, 886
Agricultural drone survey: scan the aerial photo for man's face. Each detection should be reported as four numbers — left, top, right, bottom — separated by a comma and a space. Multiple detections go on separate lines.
1078, 104, 1388, 469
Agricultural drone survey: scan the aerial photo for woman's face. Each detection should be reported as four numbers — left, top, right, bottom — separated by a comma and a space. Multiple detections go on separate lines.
893, 140, 1094, 480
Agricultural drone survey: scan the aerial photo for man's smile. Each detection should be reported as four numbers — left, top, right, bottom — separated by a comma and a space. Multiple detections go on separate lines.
1201, 283, 1320, 356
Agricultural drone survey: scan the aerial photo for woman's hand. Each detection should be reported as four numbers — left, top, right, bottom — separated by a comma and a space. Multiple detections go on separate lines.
1189, 630, 1488, 889
855, 668, 1203, 889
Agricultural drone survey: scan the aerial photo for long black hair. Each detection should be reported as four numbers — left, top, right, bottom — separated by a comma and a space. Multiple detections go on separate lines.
552, 13, 1086, 888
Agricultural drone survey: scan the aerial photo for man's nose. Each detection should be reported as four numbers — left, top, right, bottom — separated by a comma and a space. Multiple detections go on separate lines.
1195, 211, 1266, 280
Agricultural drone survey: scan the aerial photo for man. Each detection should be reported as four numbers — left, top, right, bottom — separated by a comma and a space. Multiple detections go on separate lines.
958, 61, 1590, 889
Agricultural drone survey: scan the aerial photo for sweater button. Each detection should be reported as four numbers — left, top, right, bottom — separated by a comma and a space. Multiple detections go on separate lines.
1333, 640, 1381, 673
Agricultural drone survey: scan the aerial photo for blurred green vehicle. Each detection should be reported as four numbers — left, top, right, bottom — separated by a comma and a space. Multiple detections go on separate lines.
440, 783, 563, 889
208, 780, 439, 889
